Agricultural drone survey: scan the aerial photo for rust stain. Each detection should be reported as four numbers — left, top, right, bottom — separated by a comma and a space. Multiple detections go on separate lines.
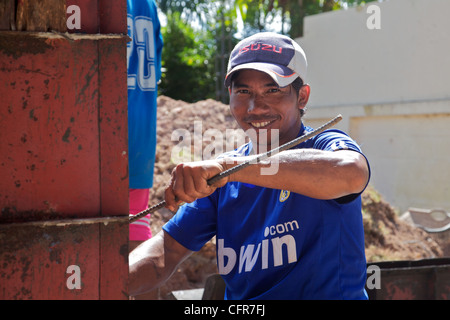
62, 127, 71, 143
0, 33, 53, 59
384, 282, 416, 299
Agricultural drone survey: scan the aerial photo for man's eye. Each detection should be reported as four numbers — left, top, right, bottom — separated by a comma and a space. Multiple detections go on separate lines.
236, 89, 249, 94
268, 88, 280, 93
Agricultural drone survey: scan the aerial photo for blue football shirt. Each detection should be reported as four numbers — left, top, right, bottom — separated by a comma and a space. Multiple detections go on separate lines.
163, 124, 370, 299
127, 0, 163, 188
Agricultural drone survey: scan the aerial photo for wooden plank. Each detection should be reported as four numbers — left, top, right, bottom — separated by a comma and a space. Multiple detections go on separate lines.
0, 0, 15, 30
16, 0, 66, 32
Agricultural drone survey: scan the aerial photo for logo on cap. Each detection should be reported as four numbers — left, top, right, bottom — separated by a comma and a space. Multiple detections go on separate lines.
238, 43, 283, 55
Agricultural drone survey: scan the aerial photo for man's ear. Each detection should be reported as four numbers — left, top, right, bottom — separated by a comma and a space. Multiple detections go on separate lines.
298, 84, 310, 109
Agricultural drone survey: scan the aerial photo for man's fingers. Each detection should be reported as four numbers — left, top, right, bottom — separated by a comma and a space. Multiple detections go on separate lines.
165, 162, 225, 209
170, 164, 198, 204
164, 179, 178, 212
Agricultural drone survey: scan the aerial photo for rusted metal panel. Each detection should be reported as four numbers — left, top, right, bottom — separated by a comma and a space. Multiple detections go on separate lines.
378, 268, 435, 300
99, 221, 129, 299
0, 217, 128, 299
65, 0, 127, 34
98, 37, 129, 217
435, 267, 450, 300
98, 0, 127, 34
0, 32, 101, 220
200, 259, 450, 300
0, 222, 100, 299
0, 30, 128, 299
0, 33, 128, 220
97, 37, 129, 299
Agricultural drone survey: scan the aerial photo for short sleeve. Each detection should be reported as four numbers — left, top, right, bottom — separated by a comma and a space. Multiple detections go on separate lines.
310, 129, 371, 203
312, 129, 363, 153
162, 193, 218, 252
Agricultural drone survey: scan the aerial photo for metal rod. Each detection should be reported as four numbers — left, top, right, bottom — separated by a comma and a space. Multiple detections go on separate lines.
129, 114, 343, 223
0, 216, 128, 228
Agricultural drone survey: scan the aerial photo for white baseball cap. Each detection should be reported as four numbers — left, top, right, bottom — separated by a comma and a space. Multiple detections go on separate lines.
224, 32, 307, 87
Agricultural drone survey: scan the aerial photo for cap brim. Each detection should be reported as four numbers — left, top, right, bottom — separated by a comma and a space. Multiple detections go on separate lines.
224, 62, 298, 88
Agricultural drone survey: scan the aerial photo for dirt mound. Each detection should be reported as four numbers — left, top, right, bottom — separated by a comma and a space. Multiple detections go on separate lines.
149, 96, 243, 208
148, 96, 443, 299
362, 185, 442, 262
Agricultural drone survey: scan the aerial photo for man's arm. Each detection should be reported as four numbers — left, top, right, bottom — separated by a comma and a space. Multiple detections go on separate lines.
229, 149, 369, 200
129, 230, 193, 296
164, 149, 369, 211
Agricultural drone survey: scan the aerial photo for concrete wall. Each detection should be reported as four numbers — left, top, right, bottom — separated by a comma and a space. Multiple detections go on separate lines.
297, 0, 450, 213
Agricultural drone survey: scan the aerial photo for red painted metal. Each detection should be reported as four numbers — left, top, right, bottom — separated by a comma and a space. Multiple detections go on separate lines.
1, 34, 102, 219
66, 0, 127, 34
98, 0, 127, 34
0, 2, 128, 300
66, 0, 99, 33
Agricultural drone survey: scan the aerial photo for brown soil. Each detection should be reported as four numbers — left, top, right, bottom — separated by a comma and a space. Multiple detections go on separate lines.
147, 95, 443, 299
362, 185, 442, 262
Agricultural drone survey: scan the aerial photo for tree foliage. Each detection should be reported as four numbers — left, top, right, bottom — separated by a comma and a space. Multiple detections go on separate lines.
158, 12, 217, 102
158, 0, 377, 102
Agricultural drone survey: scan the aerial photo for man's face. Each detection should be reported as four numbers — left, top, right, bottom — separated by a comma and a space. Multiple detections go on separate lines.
229, 69, 309, 151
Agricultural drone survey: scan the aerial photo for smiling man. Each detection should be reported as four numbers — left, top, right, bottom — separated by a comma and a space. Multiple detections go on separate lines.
129, 32, 371, 300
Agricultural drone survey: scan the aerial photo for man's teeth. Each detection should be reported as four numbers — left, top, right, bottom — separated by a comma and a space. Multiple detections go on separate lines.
251, 120, 272, 128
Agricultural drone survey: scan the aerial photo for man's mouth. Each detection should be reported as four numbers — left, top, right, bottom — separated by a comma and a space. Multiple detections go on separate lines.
249, 119, 276, 128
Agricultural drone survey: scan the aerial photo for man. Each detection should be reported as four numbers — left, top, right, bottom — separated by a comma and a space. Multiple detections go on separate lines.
127, 0, 163, 250
129, 32, 370, 300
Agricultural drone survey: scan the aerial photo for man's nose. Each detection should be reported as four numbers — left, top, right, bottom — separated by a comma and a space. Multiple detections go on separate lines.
247, 94, 267, 113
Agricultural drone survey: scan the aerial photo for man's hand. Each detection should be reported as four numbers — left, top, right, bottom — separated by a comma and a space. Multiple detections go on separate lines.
129, 231, 193, 296
164, 160, 230, 211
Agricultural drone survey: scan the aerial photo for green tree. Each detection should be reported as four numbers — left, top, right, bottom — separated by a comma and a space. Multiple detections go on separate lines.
159, 1, 238, 103
159, 12, 217, 102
